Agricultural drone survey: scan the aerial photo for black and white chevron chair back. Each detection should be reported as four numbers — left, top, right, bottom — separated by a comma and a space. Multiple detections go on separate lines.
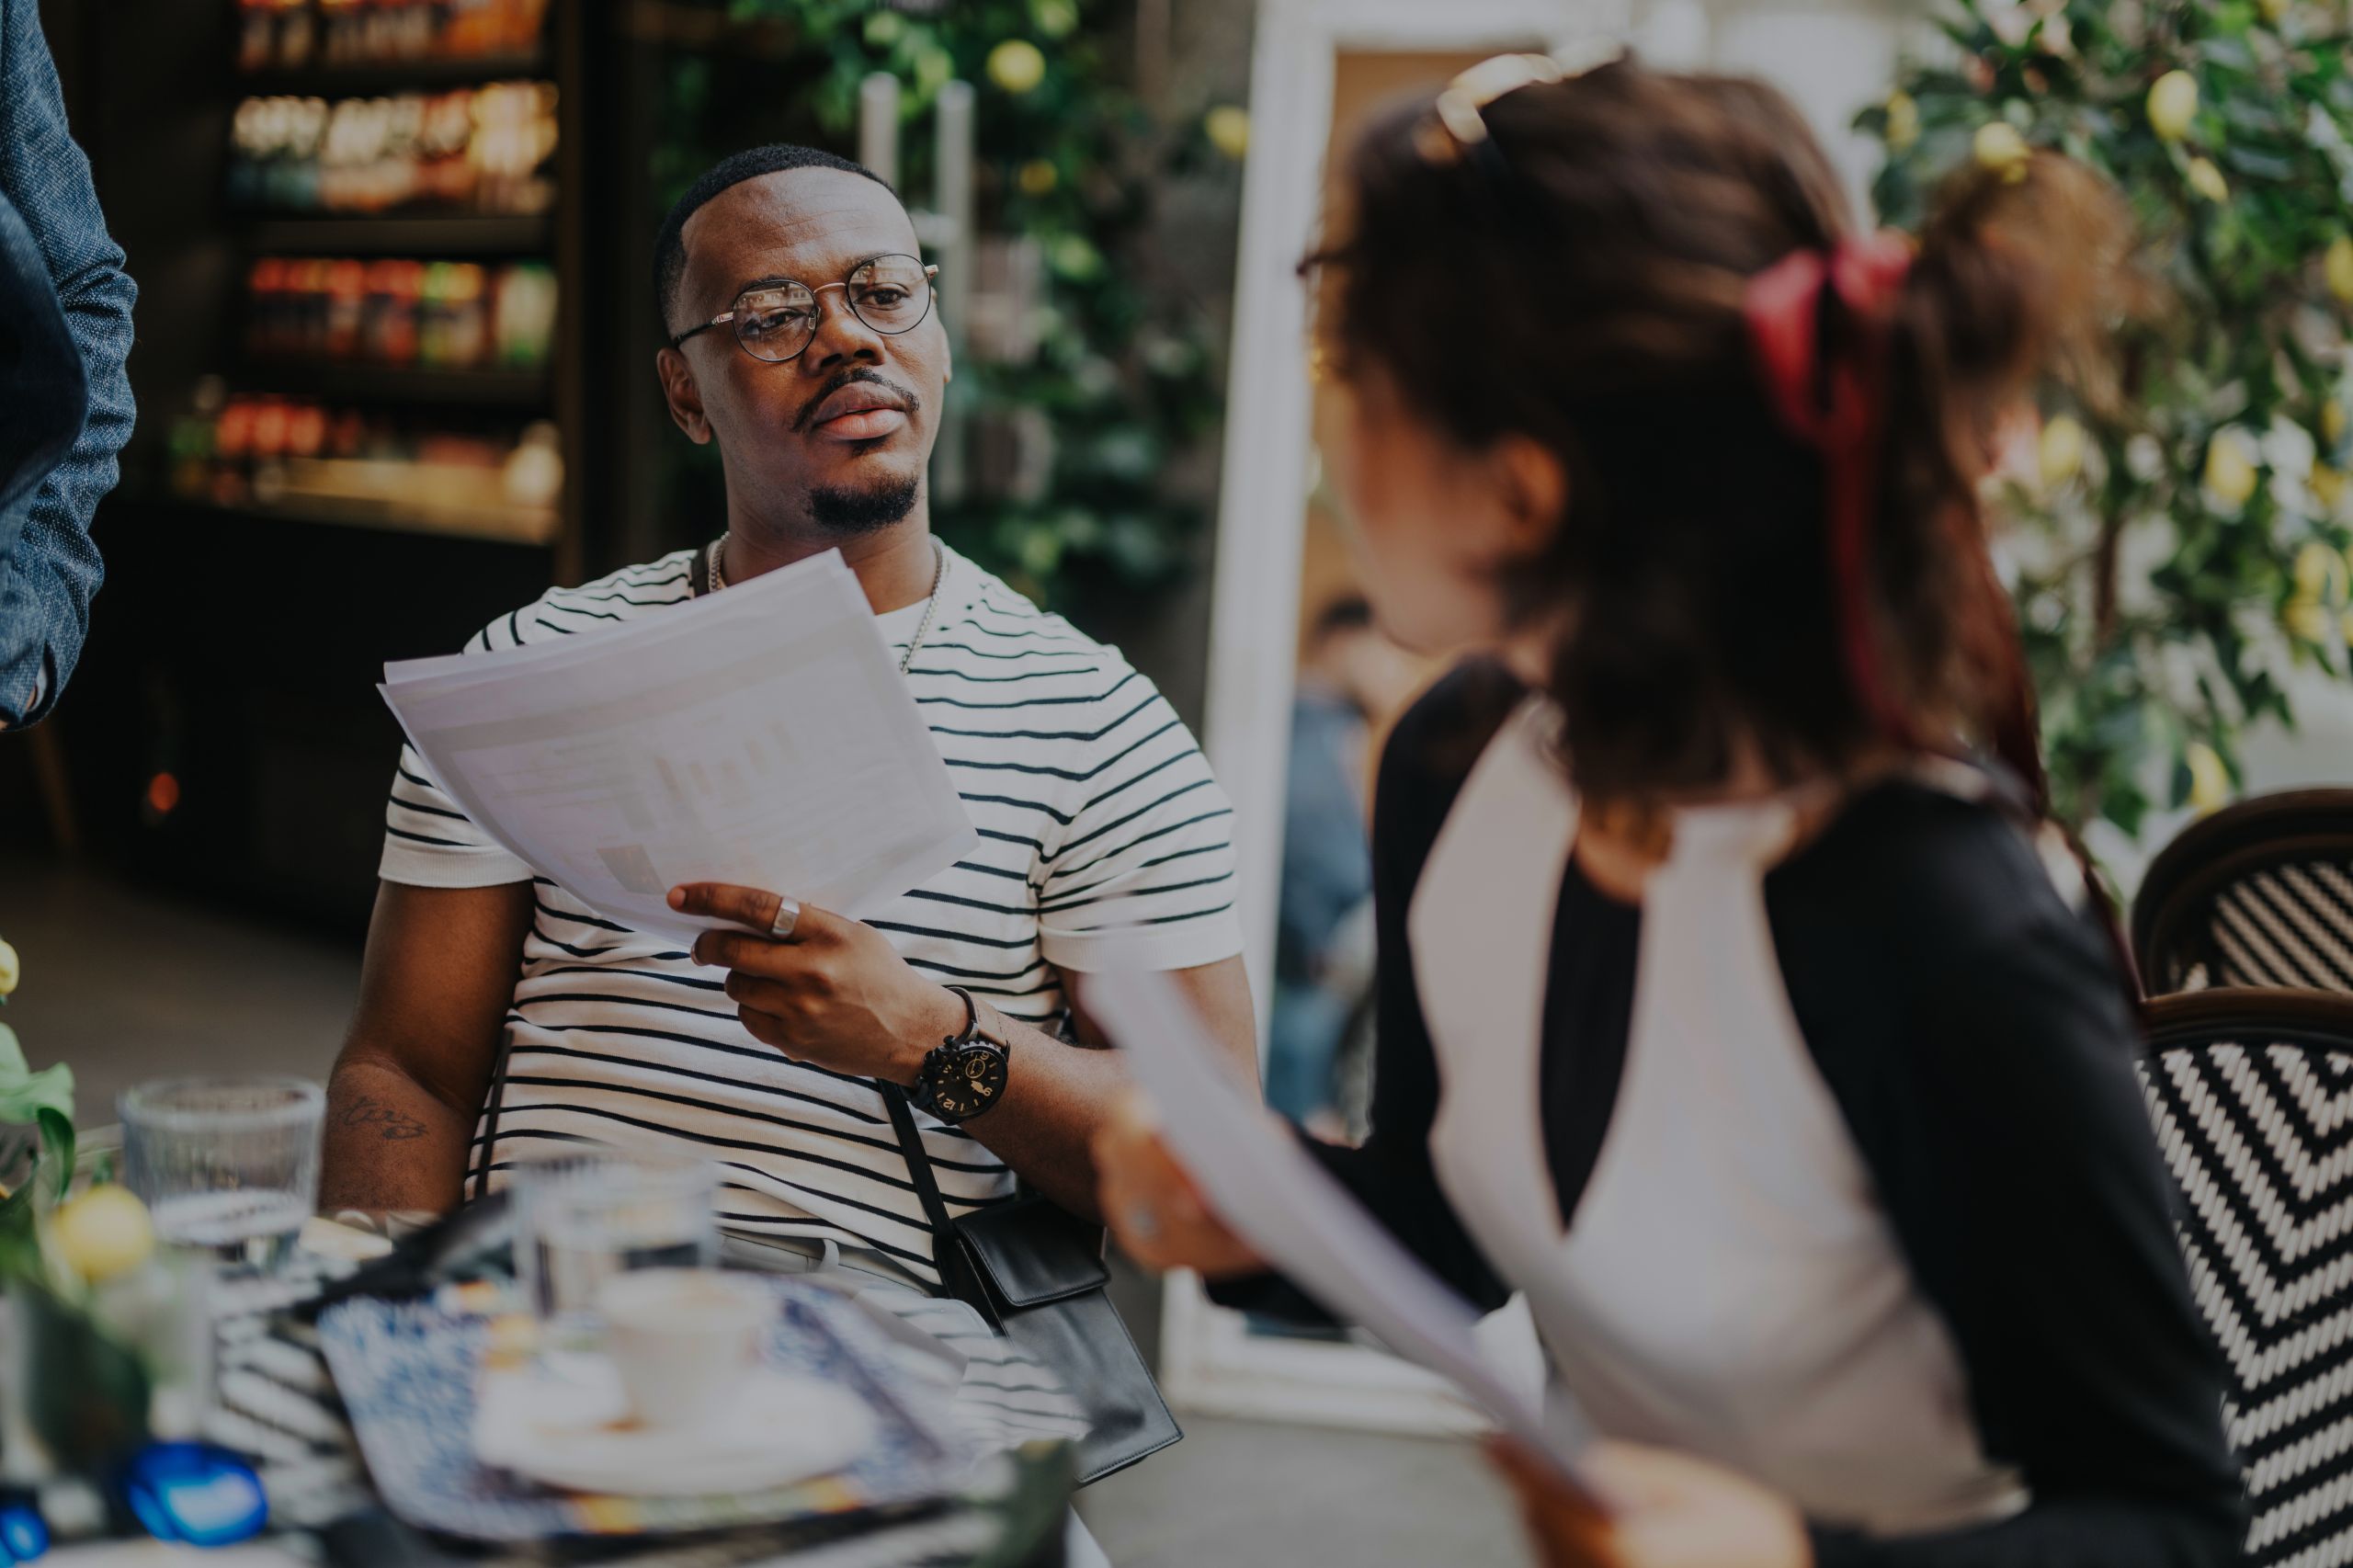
2140, 991, 2353, 1563
2134, 791, 2353, 996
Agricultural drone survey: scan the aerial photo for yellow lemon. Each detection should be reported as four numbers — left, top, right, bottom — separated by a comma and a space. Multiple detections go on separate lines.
2328, 237, 2353, 304
986, 39, 1048, 95
1049, 233, 1102, 280
2186, 741, 2232, 812
1973, 121, 2030, 182
2296, 540, 2349, 602
0, 937, 17, 997
2187, 156, 2229, 204
1884, 91, 1920, 152
52, 1184, 154, 1284
1017, 158, 1058, 196
2289, 593, 2334, 643
1205, 104, 1251, 161
2039, 414, 2086, 487
2206, 430, 2260, 508
2316, 464, 2348, 514
2148, 70, 2199, 142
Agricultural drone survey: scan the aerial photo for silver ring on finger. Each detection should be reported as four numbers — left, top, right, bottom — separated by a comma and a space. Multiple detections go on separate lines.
768, 897, 802, 941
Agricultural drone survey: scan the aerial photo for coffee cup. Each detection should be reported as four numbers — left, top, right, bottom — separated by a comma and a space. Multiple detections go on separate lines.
597, 1268, 769, 1429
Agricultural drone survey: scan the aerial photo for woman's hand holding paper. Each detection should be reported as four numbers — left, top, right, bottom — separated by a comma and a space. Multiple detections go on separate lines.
1489, 1438, 1810, 1568
1094, 1086, 1267, 1278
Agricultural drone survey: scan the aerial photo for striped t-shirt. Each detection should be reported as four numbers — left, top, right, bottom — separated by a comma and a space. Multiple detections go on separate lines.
379, 541, 1244, 1281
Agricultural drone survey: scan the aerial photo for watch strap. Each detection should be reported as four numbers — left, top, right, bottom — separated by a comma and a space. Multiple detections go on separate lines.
909, 986, 1009, 1122
940, 984, 982, 1047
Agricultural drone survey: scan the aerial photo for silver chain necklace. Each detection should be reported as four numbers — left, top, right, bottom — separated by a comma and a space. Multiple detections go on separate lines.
706, 531, 946, 676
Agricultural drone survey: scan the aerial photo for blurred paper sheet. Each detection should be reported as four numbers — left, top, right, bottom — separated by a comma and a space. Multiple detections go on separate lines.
1081, 969, 1600, 1496
380, 550, 975, 941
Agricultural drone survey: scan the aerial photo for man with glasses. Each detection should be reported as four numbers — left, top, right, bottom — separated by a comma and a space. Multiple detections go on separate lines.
322, 146, 1256, 1444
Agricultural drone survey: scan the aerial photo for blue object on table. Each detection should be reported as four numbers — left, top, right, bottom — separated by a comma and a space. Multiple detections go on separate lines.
0, 1490, 48, 1562
120, 1443, 267, 1548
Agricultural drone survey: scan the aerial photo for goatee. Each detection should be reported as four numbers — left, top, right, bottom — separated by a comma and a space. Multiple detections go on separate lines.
806, 472, 922, 536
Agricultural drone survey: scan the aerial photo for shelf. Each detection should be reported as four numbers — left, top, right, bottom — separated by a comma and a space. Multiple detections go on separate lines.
240, 360, 552, 409
235, 50, 551, 96
160, 493, 561, 550
239, 214, 551, 256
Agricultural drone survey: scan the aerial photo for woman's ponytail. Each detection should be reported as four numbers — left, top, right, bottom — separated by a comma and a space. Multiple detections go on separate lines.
1878, 152, 2144, 806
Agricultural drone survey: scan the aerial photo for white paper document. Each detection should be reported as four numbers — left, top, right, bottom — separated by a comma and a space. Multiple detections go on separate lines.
379, 550, 976, 942
1081, 969, 1600, 1496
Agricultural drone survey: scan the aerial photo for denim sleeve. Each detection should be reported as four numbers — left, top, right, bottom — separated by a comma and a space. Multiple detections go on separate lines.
0, 0, 137, 726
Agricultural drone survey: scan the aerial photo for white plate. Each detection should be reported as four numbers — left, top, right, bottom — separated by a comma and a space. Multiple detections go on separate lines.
472, 1353, 877, 1497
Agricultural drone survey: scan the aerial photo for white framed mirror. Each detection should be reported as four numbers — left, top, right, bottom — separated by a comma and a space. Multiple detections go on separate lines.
1184, 0, 1917, 1437
1182, 0, 1622, 1437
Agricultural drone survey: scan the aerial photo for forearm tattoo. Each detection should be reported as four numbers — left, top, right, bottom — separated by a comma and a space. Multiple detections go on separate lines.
340, 1094, 428, 1142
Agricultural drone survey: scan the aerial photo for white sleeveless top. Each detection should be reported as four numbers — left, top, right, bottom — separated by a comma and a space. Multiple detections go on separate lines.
1407, 696, 2028, 1534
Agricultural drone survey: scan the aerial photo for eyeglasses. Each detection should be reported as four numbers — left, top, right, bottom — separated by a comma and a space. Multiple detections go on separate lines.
1414, 40, 1625, 165
670, 254, 939, 363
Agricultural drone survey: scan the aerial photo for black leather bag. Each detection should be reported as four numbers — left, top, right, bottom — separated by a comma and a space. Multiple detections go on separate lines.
881, 1085, 1180, 1484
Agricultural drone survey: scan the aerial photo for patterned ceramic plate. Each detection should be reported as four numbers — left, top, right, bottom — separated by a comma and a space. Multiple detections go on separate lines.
318, 1278, 974, 1540
474, 1359, 876, 1496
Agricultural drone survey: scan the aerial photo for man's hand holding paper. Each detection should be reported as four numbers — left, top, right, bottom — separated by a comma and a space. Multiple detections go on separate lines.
670, 881, 964, 1085
1081, 969, 1600, 1498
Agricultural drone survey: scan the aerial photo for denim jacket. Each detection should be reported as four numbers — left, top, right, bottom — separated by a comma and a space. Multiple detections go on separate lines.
0, 0, 135, 726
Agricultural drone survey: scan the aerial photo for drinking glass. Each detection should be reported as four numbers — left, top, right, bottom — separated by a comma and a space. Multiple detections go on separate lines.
120, 1076, 324, 1273
509, 1152, 720, 1349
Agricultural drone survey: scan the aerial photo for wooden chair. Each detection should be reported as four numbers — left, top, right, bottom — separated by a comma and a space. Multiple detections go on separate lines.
2139, 988, 2353, 1562
2133, 790, 2353, 995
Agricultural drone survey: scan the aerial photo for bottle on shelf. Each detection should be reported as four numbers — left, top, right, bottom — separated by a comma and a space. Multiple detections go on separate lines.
244, 254, 554, 374
241, 0, 552, 74
493, 261, 555, 369
169, 381, 561, 540
229, 81, 555, 217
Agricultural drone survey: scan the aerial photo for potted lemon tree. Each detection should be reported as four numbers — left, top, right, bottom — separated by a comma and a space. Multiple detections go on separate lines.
1866, 0, 2353, 843
0, 937, 199, 1479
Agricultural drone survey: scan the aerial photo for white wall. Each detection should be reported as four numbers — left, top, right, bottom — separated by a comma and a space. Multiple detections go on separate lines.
1706, 0, 1905, 219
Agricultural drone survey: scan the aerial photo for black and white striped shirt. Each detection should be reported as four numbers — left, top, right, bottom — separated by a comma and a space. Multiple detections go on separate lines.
380, 542, 1244, 1281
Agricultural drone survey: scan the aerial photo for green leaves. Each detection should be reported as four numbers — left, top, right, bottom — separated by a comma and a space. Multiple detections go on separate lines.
1871, 0, 2353, 841
0, 1022, 75, 1204
14, 1277, 153, 1471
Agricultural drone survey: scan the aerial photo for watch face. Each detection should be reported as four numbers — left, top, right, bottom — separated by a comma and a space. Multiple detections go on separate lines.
929, 1045, 1008, 1120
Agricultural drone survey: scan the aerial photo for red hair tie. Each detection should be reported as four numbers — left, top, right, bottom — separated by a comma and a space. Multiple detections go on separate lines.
1745, 232, 1917, 749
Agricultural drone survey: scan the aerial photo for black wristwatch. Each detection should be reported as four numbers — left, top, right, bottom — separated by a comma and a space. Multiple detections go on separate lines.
907, 985, 1012, 1123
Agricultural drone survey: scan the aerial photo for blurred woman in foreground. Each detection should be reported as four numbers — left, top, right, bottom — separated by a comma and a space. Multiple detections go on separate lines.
1098, 53, 2244, 1568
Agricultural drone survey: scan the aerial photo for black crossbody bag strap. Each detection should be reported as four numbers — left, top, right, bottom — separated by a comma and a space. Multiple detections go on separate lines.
878, 1083, 1181, 1484
471, 1028, 518, 1203
880, 1083, 995, 1319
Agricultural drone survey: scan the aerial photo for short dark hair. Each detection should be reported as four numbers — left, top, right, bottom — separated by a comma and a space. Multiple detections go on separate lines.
653, 143, 898, 336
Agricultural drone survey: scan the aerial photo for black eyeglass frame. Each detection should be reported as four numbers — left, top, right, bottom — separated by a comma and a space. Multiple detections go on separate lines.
669, 255, 940, 360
